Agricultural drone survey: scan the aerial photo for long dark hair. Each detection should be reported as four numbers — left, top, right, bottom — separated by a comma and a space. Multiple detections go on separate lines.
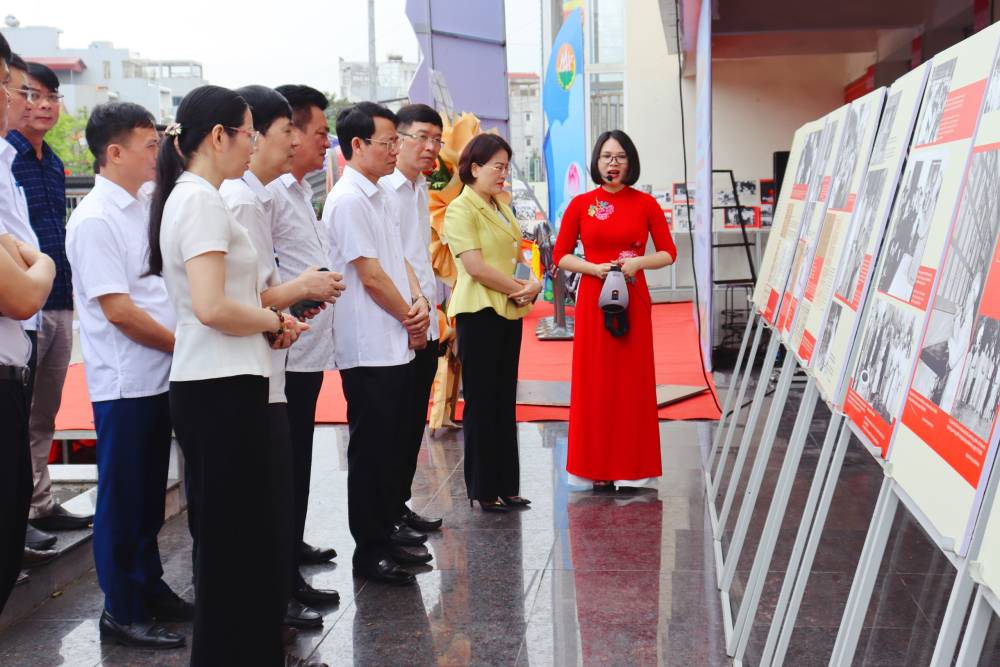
147, 85, 248, 276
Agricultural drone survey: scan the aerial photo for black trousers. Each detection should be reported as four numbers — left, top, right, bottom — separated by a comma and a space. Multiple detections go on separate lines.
339, 363, 412, 564
456, 309, 522, 501
171, 376, 284, 667
400, 340, 439, 511
267, 403, 296, 603
0, 376, 31, 614
284, 370, 324, 569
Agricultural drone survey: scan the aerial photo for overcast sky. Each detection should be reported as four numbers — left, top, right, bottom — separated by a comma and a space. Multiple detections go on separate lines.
5, 0, 542, 94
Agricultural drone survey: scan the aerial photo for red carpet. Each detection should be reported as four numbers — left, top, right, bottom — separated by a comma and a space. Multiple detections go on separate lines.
54, 301, 719, 432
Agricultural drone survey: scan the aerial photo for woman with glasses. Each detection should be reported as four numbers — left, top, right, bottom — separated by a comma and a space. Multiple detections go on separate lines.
147, 85, 310, 666
553, 130, 676, 492
445, 133, 541, 512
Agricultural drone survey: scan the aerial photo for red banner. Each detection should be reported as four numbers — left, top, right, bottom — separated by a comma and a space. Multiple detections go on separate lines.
790, 183, 809, 201
844, 386, 895, 456
909, 266, 936, 310
799, 330, 816, 363
764, 289, 780, 324
901, 390, 989, 487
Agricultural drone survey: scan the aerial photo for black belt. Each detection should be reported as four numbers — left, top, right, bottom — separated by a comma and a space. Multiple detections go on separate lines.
0, 365, 30, 386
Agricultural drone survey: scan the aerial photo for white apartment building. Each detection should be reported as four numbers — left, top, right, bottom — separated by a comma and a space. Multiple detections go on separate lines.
507, 72, 543, 182
1, 17, 206, 121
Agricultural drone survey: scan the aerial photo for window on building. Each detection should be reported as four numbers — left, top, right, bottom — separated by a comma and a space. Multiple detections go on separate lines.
590, 0, 625, 65
525, 112, 532, 122
103, 61, 111, 79
172, 96, 183, 107
590, 73, 624, 138
526, 136, 533, 147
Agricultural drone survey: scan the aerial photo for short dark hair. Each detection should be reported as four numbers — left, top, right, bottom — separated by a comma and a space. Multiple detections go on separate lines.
10, 54, 27, 73
458, 133, 512, 185
235, 85, 292, 134
335, 102, 398, 160
590, 130, 640, 186
0, 35, 10, 66
86, 102, 156, 169
396, 103, 443, 131
275, 84, 328, 131
26, 62, 59, 93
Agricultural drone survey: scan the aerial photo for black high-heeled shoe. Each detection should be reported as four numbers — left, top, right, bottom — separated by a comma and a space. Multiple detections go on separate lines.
499, 496, 531, 507
469, 499, 509, 513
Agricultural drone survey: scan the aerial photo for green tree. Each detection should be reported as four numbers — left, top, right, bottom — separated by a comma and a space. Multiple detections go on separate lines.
324, 93, 353, 130
46, 107, 95, 176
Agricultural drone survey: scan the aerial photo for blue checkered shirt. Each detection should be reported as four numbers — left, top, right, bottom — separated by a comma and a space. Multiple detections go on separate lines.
8, 131, 72, 310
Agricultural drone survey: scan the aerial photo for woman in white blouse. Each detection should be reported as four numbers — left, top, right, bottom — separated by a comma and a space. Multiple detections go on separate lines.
146, 85, 308, 667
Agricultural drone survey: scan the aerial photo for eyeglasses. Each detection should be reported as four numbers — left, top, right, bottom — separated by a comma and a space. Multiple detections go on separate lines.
483, 162, 510, 175
37, 92, 63, 105
599, 153, 628, 164
364, 135, 402, 151
226, 126, 260, 147
398, 131, 445, 148
8, 87, 37, 103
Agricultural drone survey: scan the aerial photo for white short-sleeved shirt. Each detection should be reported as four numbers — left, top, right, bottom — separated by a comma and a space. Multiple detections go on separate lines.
267, 173, 335, 373
0, 136, 41, 332
381, 169, 440, 341
324, 165, 413, 370
160, 171, 271, 382
66, 176, 176, 402
221, 170, 287, 404
0, 212, 30, 364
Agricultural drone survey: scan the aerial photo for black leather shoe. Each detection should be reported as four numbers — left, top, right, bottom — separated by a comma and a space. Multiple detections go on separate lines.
284, 599, 323, 629
30, 504, 93, 531
299, 541, 337, 564
401, 507, 442, 532
99, 610, 185, 649
282, 625, 299, 645
285, 651, 328, 667
293, 581, 340, 607
22, 547, 58, 568
388, 523, 427, 547
25, 524, 56, 550
354, 558, 416, 585
387, 545, 433, 565
146, 587, 195, 622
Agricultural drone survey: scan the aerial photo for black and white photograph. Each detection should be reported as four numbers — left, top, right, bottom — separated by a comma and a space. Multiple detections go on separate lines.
835, 168, 887, 304
910, 148, 1000, 426
876, 151, 946, 302
984, 41, 1000, 114
828, 100, 871, 211
724, 206, 758, 229
813, 299, 844, 373
761, 179, 776, 226
794, 127, 825, 187
913, 58, 957, 146
951, 316, 1000, 440
853, 299, 919, 423
673, 202, 691, 232
871, 91, 902, 165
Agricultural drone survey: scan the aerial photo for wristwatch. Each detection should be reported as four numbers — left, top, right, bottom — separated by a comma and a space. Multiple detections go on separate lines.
265, 306, 285, 344
413, 294, 431, 309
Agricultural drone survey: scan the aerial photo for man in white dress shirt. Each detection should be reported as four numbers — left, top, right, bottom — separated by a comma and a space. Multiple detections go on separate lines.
270, 85, 341, 570
380, 104, 446, 535
325, 102, 430, 584
220, 85, 344, 639
65, 103, 190, 649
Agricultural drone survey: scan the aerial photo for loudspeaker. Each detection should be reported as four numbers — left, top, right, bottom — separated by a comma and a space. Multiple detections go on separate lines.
773, 151, 790, 202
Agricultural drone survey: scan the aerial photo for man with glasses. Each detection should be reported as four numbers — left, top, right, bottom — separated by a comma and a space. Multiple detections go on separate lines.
324, 102, 430, 585
8, 62, 93, 536
0, 55, 62, 567
380, 104, 446, 546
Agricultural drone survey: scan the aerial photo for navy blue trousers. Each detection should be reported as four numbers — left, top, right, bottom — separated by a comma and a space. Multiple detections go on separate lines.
92, 393, 172, 624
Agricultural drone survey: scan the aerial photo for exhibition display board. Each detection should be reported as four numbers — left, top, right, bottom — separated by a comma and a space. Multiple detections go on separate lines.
810, 65, 931, 404
789, 88, 887, 372
889, 25, 1000, 555
775, 106, 848, 340
751, 118, 827, 325
843, 30, 998, 458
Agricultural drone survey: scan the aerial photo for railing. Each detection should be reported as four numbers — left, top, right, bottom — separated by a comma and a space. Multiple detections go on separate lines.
65, 175, 94, 217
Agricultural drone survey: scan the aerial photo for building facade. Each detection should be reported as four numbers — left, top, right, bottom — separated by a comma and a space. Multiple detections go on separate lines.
1, 18, 206, 121
339, 54, 417, 105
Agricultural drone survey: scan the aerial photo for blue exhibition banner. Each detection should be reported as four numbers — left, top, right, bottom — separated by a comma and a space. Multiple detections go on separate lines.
542, 8, 587, 232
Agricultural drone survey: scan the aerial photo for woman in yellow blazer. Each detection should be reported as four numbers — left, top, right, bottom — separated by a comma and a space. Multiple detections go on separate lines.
445, 133, 541, 512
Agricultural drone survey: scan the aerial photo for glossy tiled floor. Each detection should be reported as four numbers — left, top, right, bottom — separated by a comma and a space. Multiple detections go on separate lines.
2, 374, 1000, 666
